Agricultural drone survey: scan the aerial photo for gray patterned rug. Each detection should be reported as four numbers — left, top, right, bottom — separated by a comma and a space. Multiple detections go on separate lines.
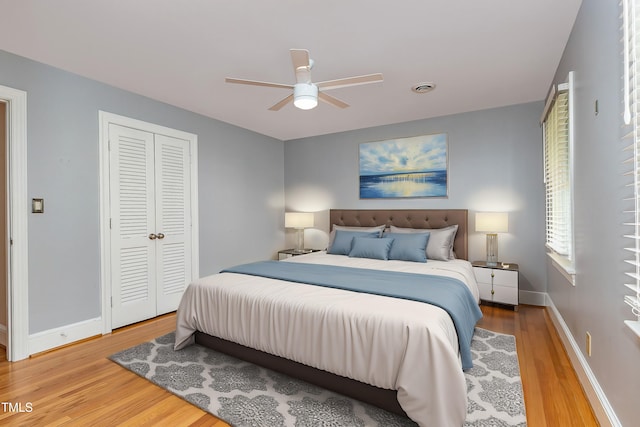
109, 328, 526, 426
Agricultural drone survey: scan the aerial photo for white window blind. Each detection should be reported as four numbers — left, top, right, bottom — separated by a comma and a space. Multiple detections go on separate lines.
622, 0, 640, 337
543, 88, 571, 258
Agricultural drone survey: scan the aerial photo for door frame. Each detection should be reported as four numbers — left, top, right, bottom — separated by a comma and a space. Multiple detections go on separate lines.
0, 85, 29, 361
98, 111, 199, 334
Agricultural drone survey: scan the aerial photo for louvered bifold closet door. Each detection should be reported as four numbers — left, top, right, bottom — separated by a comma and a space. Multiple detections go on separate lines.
154, 134, 192, 315
109, 124, 157, 329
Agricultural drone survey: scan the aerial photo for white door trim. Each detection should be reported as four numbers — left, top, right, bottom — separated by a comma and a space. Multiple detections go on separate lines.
0, 85, 29, 361
98, 111, 199, 334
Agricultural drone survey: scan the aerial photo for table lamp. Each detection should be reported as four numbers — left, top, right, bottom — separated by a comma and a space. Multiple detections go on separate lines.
285, 212, 314, 252
475, 212, 509, 266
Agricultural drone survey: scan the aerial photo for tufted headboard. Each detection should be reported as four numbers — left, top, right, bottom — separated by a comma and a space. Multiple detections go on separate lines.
329, 209, 468, 260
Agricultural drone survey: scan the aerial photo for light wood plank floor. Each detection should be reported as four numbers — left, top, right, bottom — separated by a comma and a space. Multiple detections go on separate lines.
0, 304, 598, 426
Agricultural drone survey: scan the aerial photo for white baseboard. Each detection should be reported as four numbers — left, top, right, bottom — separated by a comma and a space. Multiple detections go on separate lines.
546, 296, 621, 427
0, 323, 6, 347
28, 317, 102, 355
519, 290, 547, 306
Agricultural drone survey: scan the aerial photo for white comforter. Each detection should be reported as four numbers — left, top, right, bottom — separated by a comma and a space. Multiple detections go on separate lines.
175, 251, 480, 427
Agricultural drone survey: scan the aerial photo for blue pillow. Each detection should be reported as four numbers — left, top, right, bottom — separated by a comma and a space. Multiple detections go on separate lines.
387, 232, 430, 262
349, 237, 395, 260
328, 230, 381, 255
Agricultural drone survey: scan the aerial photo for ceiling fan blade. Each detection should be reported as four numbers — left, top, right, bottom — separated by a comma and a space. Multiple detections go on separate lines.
225, 77, 292, 90
316, 73, 383, 91
290, 49, 312, 84
318, 92, 349, 109
268, 94, 294, 111
290, 49, 310, 71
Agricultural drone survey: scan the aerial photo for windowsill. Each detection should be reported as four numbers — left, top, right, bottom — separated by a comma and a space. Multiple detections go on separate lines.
625, 320, 640, 338
547, 251, 576, 286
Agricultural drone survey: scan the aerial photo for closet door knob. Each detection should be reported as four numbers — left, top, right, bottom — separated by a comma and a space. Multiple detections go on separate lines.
157, 233, 165, 239
148, 233, 157, 240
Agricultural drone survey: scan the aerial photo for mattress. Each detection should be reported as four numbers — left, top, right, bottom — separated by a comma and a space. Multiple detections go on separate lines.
174, 251, 481, 427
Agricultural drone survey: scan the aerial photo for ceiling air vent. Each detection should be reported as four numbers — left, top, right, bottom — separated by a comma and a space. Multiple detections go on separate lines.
411, 82, 436, 93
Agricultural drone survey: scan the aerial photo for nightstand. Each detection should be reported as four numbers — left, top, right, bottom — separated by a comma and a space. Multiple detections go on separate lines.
472, 261, 519, 309
278, 249, 320, 260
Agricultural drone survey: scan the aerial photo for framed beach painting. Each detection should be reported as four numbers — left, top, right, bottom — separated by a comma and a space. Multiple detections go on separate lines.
359, 133, 448, 199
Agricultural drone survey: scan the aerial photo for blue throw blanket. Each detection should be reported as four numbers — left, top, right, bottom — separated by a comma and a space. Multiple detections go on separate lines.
221, 261, 482, 370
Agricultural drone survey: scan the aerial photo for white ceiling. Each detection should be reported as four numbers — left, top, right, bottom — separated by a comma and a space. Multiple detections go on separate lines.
0, 0, 582, 141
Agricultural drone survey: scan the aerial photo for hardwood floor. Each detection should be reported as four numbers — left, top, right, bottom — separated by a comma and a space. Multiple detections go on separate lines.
477, 304, 598, 427
0, 305, 597, 426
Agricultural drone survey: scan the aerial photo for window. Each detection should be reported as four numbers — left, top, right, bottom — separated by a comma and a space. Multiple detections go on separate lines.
622, 0, 640, 336
541, 72, 575, 281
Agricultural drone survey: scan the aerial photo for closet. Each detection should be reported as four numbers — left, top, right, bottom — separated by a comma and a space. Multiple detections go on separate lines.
106, 120, 197, 329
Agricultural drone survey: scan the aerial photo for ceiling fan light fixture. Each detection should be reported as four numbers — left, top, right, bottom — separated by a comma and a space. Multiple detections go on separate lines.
293, 83, 318, 110
226, 49, 382, 111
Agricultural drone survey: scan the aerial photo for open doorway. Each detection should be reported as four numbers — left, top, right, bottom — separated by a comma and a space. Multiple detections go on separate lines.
0, 84, 28, 362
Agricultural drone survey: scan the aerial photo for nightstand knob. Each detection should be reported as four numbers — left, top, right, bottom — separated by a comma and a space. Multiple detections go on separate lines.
491, 289, 495, 295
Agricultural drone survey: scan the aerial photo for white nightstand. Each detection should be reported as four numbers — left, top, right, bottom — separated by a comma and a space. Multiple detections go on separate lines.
278, 249, 320, 260
472, 261, 519, 309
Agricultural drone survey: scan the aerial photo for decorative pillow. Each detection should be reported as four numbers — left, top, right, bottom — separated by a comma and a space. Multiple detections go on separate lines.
386, 232, 430, 263
348, 237, 395, 260
328, 230, 381, 255
390, 225, 458, 261
328, 224, 385, 249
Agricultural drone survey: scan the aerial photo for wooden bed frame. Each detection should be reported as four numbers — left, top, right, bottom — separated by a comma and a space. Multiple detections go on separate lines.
194, 208, 469, 417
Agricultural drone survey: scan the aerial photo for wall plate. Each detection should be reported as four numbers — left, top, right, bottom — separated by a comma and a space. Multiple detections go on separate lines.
32, 198, 44, 213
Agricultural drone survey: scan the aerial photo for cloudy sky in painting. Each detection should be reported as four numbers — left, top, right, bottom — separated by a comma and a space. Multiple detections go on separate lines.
359, 133, 447, 176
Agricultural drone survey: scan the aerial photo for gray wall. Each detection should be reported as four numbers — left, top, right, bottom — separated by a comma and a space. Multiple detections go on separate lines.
284, 102, 546, 296
548, 0, 637, 425
0, 50, 285, 334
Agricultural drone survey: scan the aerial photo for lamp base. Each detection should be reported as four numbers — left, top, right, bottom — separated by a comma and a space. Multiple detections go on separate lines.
295, 229, 305, 252
486, 233, 498, 266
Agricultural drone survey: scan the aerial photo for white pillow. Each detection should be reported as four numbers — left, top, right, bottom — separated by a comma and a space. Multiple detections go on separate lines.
328, 224, 385, 250
389, 225, 458, 261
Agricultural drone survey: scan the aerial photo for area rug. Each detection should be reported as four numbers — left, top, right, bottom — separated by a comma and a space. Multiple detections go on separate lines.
109, 328, 526, 426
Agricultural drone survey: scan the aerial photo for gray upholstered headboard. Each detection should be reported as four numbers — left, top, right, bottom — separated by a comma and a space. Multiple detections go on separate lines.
329, 209, 468, 260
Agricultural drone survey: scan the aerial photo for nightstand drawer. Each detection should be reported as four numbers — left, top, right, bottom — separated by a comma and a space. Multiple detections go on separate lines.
492, 269, 518, 288
474, 268, 493, 283
478, 282, 518, 305
473, 267, 517, 288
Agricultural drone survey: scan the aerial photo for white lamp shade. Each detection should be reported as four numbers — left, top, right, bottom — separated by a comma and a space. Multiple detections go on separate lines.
475, 212, 509, 233
285, 212, 314, 228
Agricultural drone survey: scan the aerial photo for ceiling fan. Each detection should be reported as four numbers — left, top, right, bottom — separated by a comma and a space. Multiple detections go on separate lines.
225, 49, 383, 111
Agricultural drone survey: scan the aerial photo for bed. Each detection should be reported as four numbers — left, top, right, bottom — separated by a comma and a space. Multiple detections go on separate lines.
174, 209, 482, 427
